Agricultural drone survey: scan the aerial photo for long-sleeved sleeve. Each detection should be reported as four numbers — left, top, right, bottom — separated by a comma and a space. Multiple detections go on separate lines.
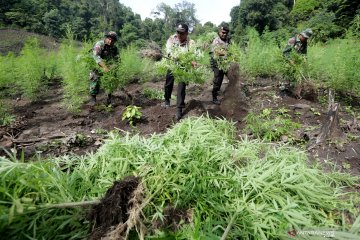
92, 41, 104, 64
283, 37, 295, 58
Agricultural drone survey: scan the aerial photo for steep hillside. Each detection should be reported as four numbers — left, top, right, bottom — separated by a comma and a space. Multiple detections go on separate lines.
0, 28, 59, 55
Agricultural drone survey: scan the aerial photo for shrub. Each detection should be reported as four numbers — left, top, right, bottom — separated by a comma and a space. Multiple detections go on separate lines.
13, 38, 54, 100
122, 105, 142, 126
58, 35, 92, 112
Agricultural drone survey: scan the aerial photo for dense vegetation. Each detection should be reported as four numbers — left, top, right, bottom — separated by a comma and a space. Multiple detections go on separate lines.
1, 0, 360, 239
1, 0, 359, 47
1, 117, 360, 239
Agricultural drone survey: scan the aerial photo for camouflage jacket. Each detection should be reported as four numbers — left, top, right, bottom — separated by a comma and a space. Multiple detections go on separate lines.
92, 40, 119, 64
165, 34, 195, 57
283, 35, 307, 58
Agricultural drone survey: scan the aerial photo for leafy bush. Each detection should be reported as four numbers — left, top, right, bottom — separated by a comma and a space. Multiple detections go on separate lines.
212, 43, 242, 72
142, 87, 163, 100
0, 102, 15, 126
0, 53, 17, 96
290, 0, 321, 22
101, 45, 158, 95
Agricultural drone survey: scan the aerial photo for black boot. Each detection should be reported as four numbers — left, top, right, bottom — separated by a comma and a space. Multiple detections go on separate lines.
212, 98, 220, 105
163, 99, 170, 108
176, 108, 182, 121
90, 95, 97, 105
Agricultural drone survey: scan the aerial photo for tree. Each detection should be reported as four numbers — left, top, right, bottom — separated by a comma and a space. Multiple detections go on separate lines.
43, 9, 63, 38
238, 0, 292, 34
154, 1, 199, 33
290, 0, 322, 22
174, 0, 199, 30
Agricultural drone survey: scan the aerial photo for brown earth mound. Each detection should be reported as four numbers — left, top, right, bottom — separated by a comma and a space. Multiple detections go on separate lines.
88, 176, 144, 240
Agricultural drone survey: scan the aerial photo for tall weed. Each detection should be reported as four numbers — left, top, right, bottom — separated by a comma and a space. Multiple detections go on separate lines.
101, 45, 158, 95
309, 38, 360, 95
239, 28, 284, 77
119, 45, 158, 84
0, 53, 17, 95
58, 38, 92, 112
13, 38, 54, 100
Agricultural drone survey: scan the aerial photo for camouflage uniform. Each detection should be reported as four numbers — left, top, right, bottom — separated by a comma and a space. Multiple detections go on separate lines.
164, 34, 195, 109
89, 40, 119, 96
210, 35, 230, 101
283, 36, 308, 58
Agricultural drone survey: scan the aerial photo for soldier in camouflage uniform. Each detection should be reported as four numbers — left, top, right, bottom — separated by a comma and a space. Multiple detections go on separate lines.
163, 23, 196, 121
281, 28, 313, 95
89, 31, 119, 104
283, 28, 313, 61
210, 24, 231, 105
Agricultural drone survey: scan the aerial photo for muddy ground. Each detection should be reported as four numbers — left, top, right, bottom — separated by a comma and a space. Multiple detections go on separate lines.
0, 64, 359, 175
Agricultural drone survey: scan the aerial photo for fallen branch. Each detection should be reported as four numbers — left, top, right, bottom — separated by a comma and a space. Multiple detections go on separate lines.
12, 134, 66, 144
42, 200, 100, 209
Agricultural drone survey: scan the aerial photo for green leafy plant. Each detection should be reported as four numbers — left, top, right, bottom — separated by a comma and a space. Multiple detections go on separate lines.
238, 28, 284, 77
10, 38, 57, 100
0, 103, 15, 126
122, 105, 142, 126
155, 45, 211, 85
245, 108, 301, 141
94, 103, 114, 112
212, 43, 242, 72
102, 46, 157, 96
142, 87, 164, 100
59, 32, 92, 112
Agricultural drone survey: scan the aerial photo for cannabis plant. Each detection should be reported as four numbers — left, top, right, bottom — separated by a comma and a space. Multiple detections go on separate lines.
122, 105, 142, 126
156, 45, 211, 84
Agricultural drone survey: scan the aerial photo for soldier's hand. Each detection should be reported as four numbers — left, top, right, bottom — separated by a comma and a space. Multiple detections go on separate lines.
103, 66, 110, 73
191, 61, 199, 68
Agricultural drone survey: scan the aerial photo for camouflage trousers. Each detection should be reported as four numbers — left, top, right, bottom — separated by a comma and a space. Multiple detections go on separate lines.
89, 70, 100, 95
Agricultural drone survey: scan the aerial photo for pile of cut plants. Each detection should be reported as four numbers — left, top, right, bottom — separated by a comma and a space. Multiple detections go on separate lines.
1, 116, 360, 239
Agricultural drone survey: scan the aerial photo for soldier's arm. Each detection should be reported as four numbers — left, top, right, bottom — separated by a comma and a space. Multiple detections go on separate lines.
93, 41, 110, 72
283, 38, 295, 58
165, 37, 173, 57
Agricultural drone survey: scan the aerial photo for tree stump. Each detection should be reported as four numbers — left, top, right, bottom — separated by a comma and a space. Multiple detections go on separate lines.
316, 103, 344, 144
